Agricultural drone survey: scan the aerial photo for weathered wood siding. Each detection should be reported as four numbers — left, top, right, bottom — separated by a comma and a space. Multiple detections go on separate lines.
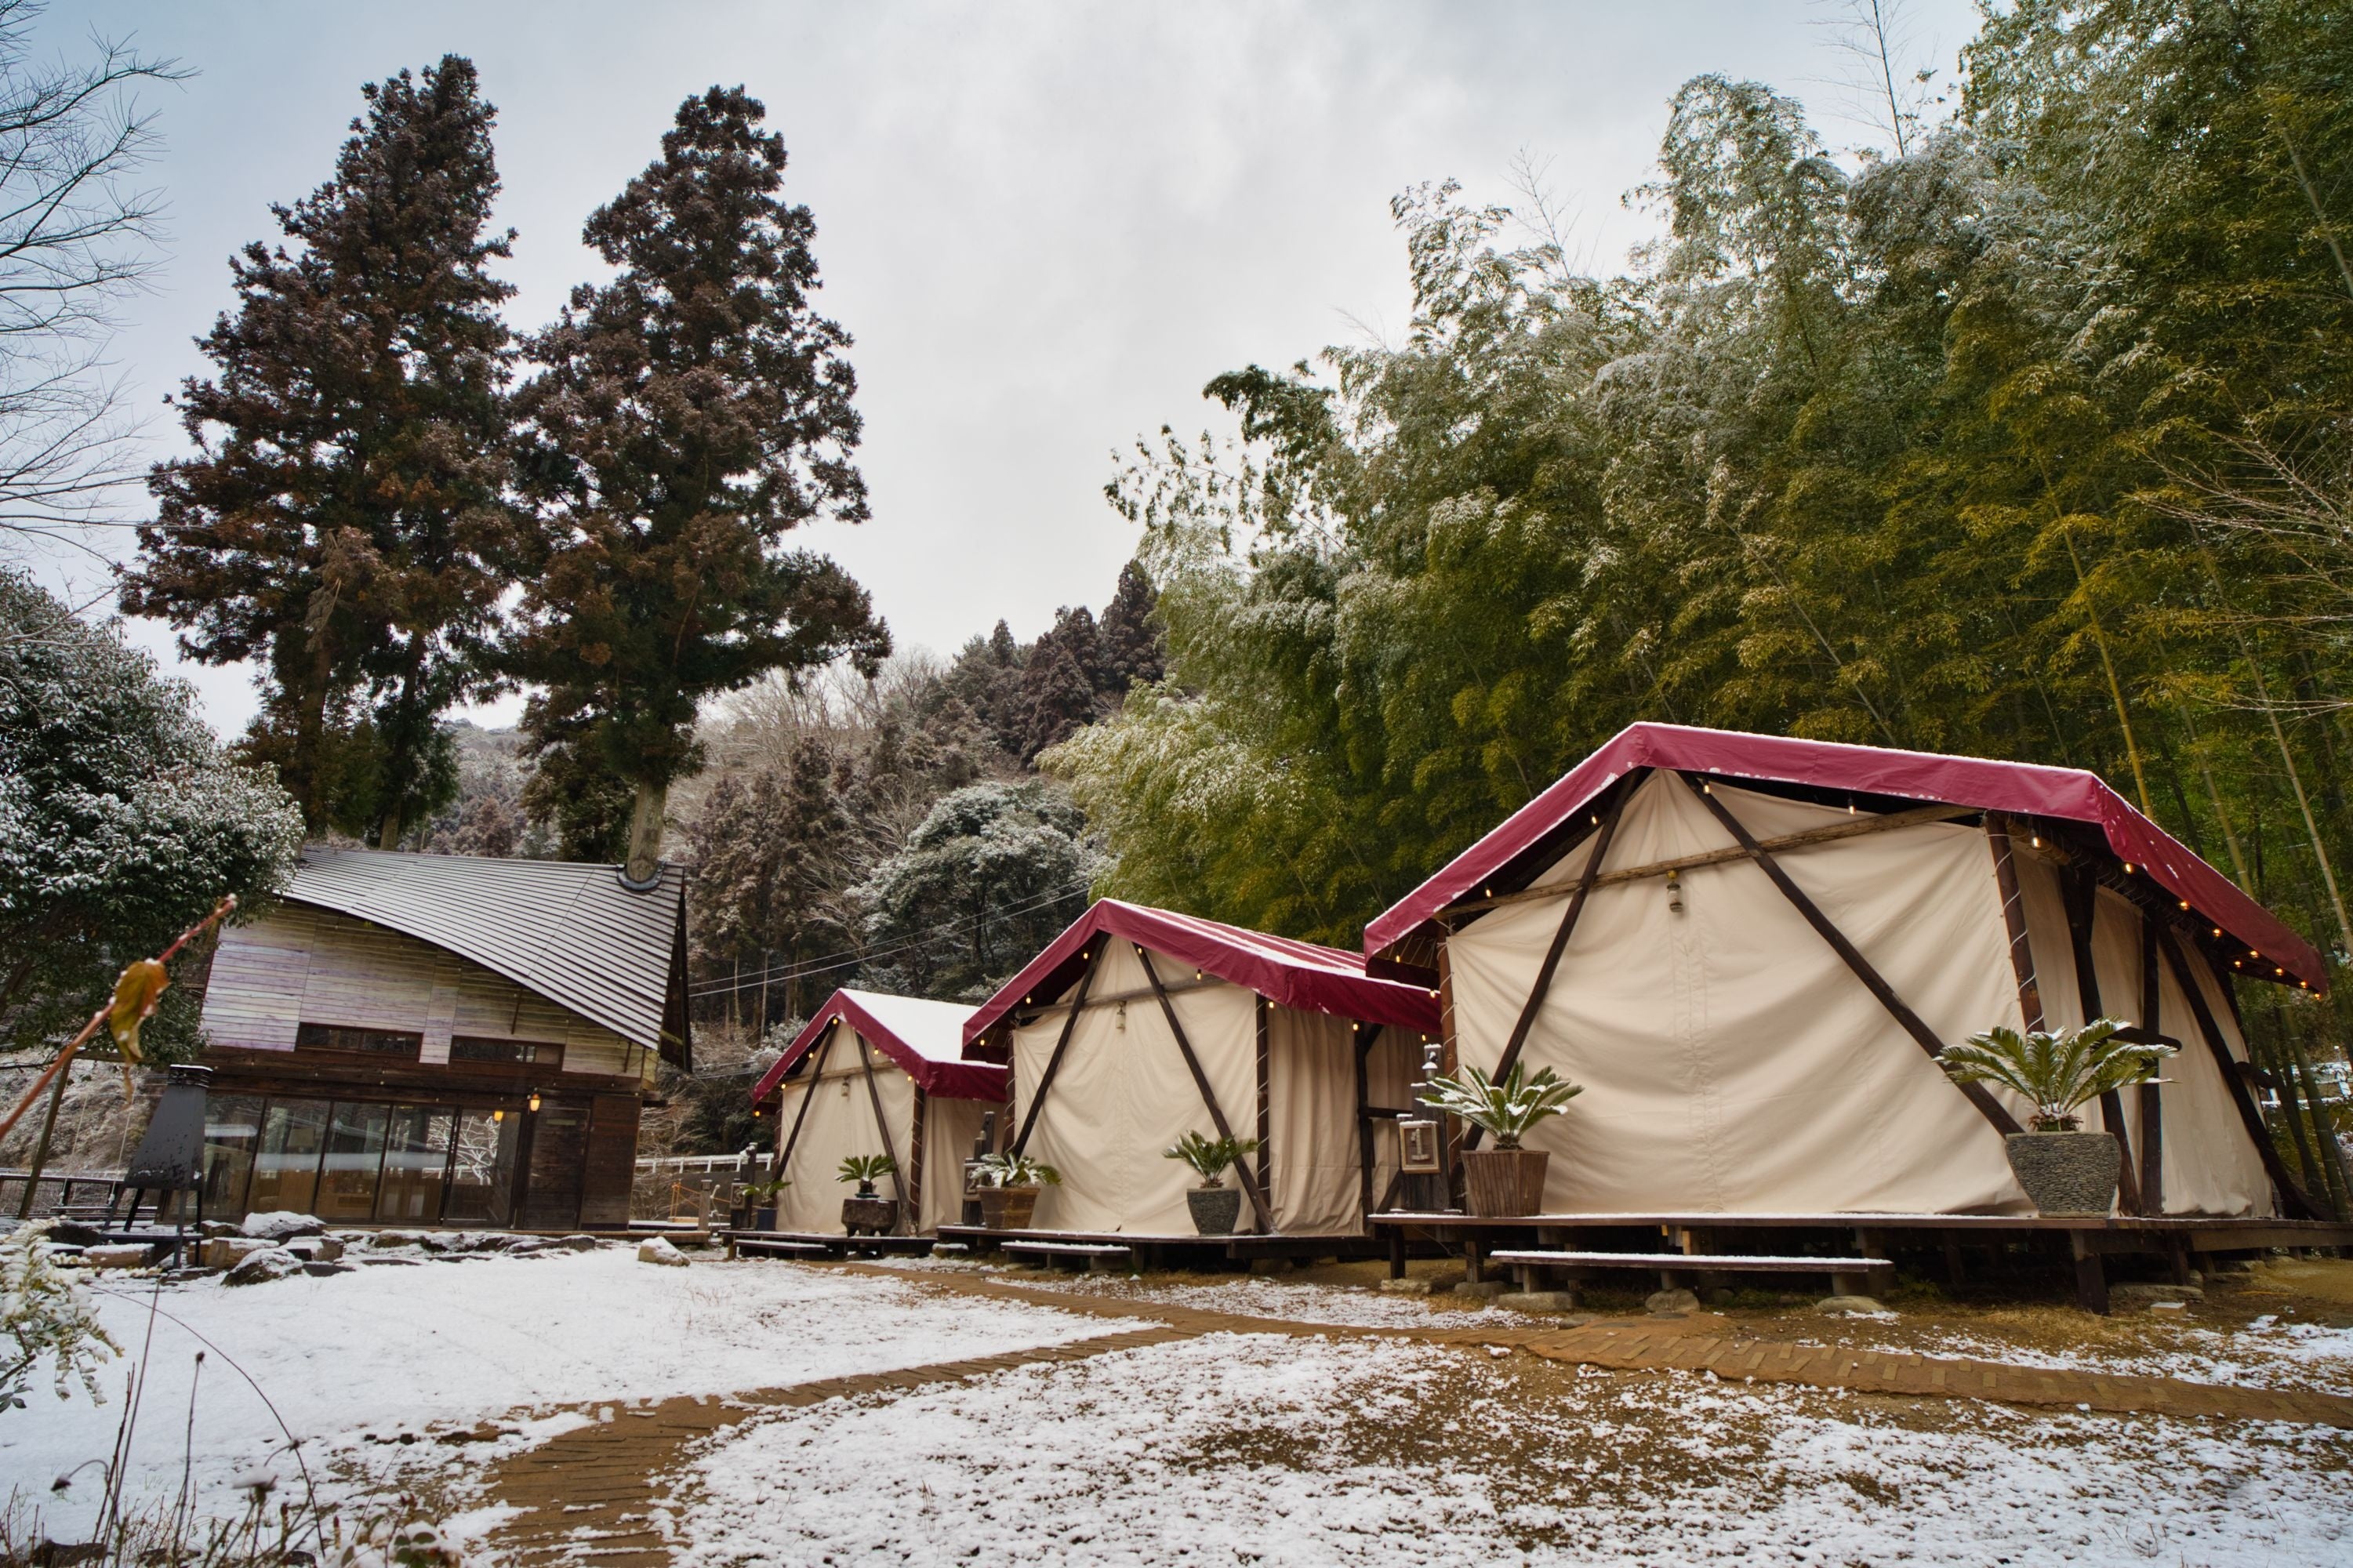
203, 904, 644, 1080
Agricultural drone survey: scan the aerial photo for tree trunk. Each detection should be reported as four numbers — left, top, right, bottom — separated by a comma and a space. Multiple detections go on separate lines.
623, 779, 669, 886
292, 633, 336, 833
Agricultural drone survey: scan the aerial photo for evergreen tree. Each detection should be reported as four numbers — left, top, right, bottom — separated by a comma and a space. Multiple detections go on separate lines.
507, 87, 888, 885
1095, 560, 1164, 691
121, 57, 516, 843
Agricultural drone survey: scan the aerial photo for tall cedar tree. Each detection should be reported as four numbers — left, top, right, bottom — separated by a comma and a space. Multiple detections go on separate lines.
122, 57, 514, 842
510, 88, 887, 881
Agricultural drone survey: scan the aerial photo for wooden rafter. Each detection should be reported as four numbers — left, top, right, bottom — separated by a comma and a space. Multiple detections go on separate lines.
1011, 945, 1100, 1156
1462, 782, 1631, 1153
1137, 945, 1273, 1232
907, 1085, 928, 1234
1683, 772, 2024, 1139
1440, 800, 1977, 922
771, 1025, 837, 1181
2152, 927, 2322, 1220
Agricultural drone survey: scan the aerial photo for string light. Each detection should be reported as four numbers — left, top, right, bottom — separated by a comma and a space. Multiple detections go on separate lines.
492, 1109, 504, 1123
528, 1088, 541, 1113
2122, 862, 2135, 874
2031, 834, 2042, 848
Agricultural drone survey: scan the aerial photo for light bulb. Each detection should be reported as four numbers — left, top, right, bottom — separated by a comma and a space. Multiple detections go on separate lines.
528, 1089, 541, 1113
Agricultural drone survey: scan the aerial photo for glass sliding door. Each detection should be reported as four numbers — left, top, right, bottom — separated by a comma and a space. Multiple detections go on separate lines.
199, 1094, 264, 1218
316, 1102, 390, 1221
376, 1106, 456, 1223
445, 1109, 519, 1225
249, 1100, 330, 1215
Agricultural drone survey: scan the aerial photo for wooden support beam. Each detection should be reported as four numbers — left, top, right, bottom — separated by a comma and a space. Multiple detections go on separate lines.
1354, 1025, 1376, 1232
1136, 946, 1273, 1233
1986, 815, 2045, 1031
1463, 782, 1631, 1154
1440, 801, 1977, 920
855, 1033, 907, 1229
2058, 866, 2144, 1212
2153, 927, 2324, 1220
2138, 913, 2164, 1214
907, 1085, 927, 1235
1255, 995, 1273, 1207
2069, 1230, 2110, 1314
1682, 772, 2024, 1138
1011, 945, 1101, 1156
772, 1025, 837, 1181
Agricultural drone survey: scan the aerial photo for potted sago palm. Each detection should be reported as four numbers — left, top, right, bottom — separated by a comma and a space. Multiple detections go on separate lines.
1163, 1131, 1262, 1235
1419, 1063, 1584, 1217
742, 1177, 786, 1231
837, 1154, 898, 1234
972, 1151, 1060, 1230
1938, 1018, 2176, 1215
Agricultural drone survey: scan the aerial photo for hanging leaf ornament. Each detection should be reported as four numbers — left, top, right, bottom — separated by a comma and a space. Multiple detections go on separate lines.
106, 959, 170, 1064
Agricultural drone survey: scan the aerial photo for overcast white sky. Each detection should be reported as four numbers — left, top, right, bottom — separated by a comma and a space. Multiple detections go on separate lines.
29, 0, 1980, 736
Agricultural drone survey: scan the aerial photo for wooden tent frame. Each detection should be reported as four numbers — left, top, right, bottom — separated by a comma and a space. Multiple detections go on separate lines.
770, 1022, 937, 1236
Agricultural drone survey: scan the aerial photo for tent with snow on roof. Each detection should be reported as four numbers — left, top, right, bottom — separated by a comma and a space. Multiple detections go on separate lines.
962, 900, 1443, 1237
751, 989, 1004, 1235
1363, 723, 2329, 1221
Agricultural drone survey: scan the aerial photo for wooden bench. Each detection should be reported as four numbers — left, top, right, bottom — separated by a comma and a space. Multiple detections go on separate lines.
726, 1235, 837, 1261
1491, 1249, 1896, 1298
1004, 1240, 1133, 1272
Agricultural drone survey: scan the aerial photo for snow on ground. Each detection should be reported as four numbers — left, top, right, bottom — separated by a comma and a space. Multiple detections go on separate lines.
885, 1261, 1514, 1329
1, 1250, 1124, 1541
674, 1330, 2353, 1566
1906, 1312, 2353, 1397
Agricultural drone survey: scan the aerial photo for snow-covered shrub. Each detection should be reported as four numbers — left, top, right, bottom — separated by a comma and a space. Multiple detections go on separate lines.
0, 1219, 119, 1410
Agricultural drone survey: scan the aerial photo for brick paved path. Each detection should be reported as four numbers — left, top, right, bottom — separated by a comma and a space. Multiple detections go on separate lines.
481, 1260, 2353, 1566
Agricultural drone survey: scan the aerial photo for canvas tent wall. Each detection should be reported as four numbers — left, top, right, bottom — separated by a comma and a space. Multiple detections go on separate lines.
1364, 724, 2327, 1221
752, 990, 1003, 1235
964, 901, 1443, 1236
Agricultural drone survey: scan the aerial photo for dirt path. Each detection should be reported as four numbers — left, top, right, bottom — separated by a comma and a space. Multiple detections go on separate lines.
481, 1261, 2353, 1566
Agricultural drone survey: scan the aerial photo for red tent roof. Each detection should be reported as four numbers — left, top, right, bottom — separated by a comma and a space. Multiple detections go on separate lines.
1364, 723, 2327, 993
752, 988, 1008, 1103
964, 898, 1443, 1048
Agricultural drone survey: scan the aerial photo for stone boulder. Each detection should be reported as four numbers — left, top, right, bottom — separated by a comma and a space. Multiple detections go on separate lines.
637, 1237, 689, 1268
83, 1243, 158, 1269
224, 1248, 307, 1287
241, 1211, 325, 1242
281, 1236, 346, 1263
200, 1236, 276, 1271
2111, 1282, 2203, 1312
1815, 1294, 1892, 1317
1646, 1287, 1701, 1316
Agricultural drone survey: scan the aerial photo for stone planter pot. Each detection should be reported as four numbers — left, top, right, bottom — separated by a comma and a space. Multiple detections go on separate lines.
841, 1193, 899, 1235
979, 1185, 1041, 1230
1186, 1185, 1244, 1236
1462, 1147, 1550, 1218
2006, 1131, 2121, 1217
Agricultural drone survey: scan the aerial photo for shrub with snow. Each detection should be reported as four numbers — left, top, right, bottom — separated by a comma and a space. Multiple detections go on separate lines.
1, 1219, 119, 1410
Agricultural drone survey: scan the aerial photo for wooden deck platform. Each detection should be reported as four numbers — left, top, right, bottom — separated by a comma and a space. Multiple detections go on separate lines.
939, 1225, 1383, 1267
1369, 1210, 2353, 1314
717, 1229, 937, 1260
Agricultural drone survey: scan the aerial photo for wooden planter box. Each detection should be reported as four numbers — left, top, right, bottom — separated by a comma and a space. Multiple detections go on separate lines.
979, 1186, 1041, 1229
1462, 1148, 1549, 1217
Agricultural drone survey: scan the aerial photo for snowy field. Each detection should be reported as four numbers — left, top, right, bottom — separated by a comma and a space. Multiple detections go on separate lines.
675, 1330, 2353, 1566
0, 1248, 1123, 1541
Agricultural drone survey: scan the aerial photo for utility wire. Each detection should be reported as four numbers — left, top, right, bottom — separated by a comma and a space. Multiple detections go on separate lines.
686, 876, 1095, 1000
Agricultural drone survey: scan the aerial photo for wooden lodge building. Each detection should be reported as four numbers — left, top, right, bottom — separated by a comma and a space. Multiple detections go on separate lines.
194, 848, 690, 1231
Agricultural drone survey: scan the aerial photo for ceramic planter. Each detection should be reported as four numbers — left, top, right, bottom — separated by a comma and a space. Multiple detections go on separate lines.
2005, 1131, 2121, 1216
1186, 1185, 1244, 1236
979, 1185, 1042, 1230
1462, 1147, 1550, 1217
841, 1193, 899, 1235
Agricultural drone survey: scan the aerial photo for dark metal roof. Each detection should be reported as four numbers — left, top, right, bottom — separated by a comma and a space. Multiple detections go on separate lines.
283, 847, 692, 1066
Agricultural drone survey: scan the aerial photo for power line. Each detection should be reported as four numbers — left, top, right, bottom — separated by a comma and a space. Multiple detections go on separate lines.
687, 877, 1095, 1000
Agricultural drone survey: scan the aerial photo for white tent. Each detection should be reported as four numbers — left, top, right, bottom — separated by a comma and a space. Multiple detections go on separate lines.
1364, 724, 2328, 1221
753, 989, 1004, 1235
964, 901, 1443, 1237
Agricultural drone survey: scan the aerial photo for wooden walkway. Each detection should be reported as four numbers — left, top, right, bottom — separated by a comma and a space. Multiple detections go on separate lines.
482, 1261, 2353, 1566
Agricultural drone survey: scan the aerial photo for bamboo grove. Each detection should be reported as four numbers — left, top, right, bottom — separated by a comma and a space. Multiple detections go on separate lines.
1044, 1, 2353, 1210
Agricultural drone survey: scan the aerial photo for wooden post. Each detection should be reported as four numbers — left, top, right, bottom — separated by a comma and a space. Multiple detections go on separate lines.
1465, 782, 1630, 1149
1986, 815, 2045, 1030
14, 1058, 72, 1221
1255, 995, 1272, 1213
1683, 773, 2022, 1137
2061, 867, 2142, 1213
1011, 946, 1101, 1156
1353, 1025, 1375, 1231
906, 1085, 927, 1235
1436, 946, 1462, 1209
2069, 1231, 2110, 1314
1137, 946, 1273, 1232
854, 1034, 906, 1221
